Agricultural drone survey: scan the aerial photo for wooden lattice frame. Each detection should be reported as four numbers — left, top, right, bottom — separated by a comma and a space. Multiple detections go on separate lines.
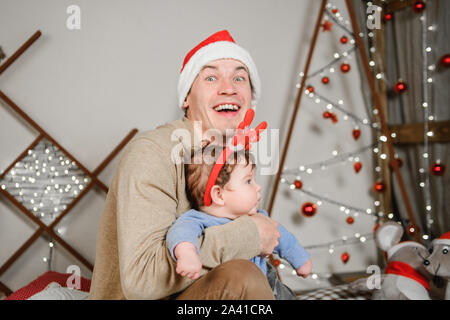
0, 31, 138, 295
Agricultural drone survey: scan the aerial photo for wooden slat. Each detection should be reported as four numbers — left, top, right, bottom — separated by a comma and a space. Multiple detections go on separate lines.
0, 134, 43, 179
0, 90, 109, 193
0, 188, 95, 272
0, 281, 13, 296
0, 31, 41, 76
346, 0, 421, 244
389, 121, 450, 144
385, 0, 415, 13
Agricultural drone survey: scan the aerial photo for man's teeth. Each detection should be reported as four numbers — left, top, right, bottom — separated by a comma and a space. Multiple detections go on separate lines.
214, 104, 239, 111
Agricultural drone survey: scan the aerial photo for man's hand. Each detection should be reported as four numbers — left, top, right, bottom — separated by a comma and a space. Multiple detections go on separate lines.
296, 258, 312, 278
174, 242, 202, 280
249, 213, 280, 256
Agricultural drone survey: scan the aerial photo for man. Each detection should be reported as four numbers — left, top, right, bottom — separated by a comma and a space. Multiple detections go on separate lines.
89, 30, 281, 300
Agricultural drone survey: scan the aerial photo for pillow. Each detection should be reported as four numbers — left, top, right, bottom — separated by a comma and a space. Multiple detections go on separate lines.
5, 271, 91, 300
27, 282, 89, 300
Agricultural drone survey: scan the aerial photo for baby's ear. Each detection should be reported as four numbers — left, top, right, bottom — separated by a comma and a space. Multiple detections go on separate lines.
376, 222, 404, 252
210, 185, 225, 206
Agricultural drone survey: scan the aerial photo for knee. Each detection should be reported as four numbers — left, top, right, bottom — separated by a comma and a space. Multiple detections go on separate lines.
214, 259, 273, 297
217, 259, 264, 279
217, 259, 263, 281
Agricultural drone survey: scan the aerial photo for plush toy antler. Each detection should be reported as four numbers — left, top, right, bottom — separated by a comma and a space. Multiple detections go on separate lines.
203, 109, 267, 206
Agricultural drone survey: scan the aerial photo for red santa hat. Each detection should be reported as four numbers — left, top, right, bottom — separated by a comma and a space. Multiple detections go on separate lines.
432, 231, 450, 246
177, 30, 261, 109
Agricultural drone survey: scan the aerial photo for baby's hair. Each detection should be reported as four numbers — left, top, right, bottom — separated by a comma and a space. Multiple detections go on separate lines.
185, 143, 255, 210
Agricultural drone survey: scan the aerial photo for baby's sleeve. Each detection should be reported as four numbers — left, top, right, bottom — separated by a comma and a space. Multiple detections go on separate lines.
257, 209, 310, 269
166, 211, 207, 261
274, 223, 310, 269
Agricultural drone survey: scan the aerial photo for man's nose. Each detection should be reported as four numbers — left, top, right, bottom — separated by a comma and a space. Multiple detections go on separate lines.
218, 78, 236, 95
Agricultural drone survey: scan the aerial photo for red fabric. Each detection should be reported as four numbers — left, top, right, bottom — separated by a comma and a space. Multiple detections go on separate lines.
5, 271, 91, 300
181, 30, 235, 72
202, 109, 267, 206
384, 261, 430, 291
438, 231, 450, 240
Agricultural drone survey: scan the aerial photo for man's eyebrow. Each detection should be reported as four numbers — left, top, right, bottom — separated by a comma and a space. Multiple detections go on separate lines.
200, 65, 249, 73
201, 65, 217, 71
234, 66, 249, 73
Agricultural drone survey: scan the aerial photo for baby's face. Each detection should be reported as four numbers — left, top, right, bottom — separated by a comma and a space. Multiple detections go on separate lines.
222, 163, 261, 218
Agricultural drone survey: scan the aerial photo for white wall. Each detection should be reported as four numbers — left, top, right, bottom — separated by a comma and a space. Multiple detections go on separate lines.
0, 0, 377, 293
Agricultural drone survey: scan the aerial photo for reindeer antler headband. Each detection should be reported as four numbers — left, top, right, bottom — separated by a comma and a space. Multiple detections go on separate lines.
203, 109, 267, 206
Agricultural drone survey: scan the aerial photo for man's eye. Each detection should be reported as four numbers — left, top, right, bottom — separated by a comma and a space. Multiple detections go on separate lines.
246, 179, 252, 184
206, 76, 216, 81
235, 76, 245, 82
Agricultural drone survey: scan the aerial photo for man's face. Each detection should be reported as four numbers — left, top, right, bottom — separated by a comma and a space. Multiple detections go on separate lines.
183, 58, 253, 135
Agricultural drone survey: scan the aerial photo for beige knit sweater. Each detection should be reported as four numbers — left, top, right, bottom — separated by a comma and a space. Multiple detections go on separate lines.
88, 117, 261, 300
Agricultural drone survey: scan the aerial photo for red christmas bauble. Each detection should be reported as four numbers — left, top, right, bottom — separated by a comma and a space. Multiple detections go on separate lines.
294, 180, 303, 189
323, 111, 338, 123
332, 8, 338, 14
330, 113, 338, 123
352, 128, 361, 140
394, 81, 407, 94
341, 63, 351, 73
322, 76, 330, 84
301, 202, 317, 218
307, 85, 314, 93
341, 252, 350, 264
373, 181, 386, 193
346, 216, 354, 224
354, 162, 362, 173
383, 12, 393, 22
430, 163, 446, 176
340, 36, 348, 44
412, 1, 426, 13
272, 259, 280, 267
440, 54, 450, 68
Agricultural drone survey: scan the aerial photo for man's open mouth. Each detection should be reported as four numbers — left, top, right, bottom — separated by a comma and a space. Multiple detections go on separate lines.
213, 104, 241, 116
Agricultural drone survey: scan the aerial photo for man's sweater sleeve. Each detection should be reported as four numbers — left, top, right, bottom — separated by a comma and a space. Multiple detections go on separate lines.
115, 137, 260, 300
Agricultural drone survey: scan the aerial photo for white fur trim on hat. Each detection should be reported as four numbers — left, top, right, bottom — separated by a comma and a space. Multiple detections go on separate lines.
387, 241, 426, 259
177, 41, 261, 109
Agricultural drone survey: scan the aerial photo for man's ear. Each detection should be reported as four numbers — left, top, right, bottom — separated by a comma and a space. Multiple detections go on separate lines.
210, 185, 225, 206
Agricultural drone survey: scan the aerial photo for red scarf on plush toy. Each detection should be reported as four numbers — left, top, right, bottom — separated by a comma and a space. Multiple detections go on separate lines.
384, 261, 430, 291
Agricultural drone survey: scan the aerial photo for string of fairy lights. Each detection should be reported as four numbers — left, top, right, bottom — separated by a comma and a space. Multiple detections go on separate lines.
287, 3, 379, 231
419, 0, 434, 237
0, 138, 90, 268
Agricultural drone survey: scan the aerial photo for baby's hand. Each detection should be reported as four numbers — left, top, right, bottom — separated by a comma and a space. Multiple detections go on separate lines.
296, 258, 312, 278
174, 242, 202, 280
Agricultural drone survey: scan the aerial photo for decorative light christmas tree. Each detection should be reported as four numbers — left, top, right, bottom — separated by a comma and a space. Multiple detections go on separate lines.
265, 0, 439, 290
